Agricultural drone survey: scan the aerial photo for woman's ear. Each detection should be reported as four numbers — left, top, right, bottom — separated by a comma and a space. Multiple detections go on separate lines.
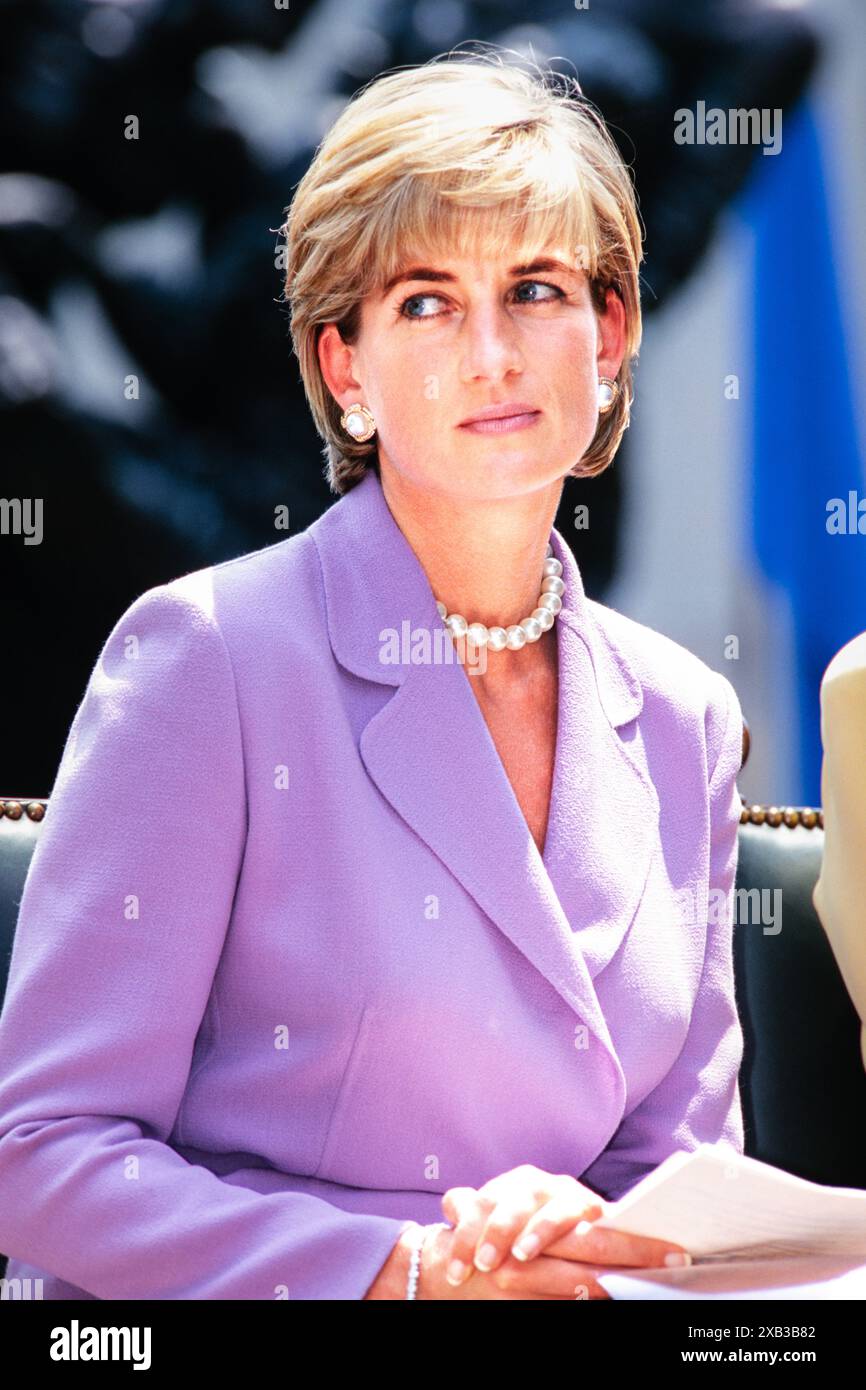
595, 286, 627, 383
317, 322, 363, 410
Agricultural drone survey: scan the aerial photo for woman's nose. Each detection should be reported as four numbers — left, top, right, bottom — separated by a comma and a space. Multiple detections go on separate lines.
459, 304, 524, 378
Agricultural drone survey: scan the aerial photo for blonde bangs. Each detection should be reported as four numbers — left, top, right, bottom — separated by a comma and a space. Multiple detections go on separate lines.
361, 175, 603, 300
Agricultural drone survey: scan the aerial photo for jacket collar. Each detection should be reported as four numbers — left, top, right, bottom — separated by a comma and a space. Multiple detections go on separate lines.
309, 468, 643, 726
309, 469, 659, 1118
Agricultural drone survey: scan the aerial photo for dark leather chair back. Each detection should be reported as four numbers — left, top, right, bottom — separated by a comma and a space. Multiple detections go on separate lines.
0, 799, 46, 1010
736, 804, 866, 1189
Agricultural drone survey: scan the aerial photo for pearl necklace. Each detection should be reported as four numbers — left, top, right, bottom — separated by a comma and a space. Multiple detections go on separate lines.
435, 544, 565, 651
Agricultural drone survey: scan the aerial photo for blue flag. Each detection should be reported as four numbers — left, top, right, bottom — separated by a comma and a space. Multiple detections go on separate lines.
740, 97, 866, 805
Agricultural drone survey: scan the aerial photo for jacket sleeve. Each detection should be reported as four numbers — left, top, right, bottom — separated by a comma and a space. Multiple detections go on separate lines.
579, 671, 746, 1204
0, 582, 411, 1299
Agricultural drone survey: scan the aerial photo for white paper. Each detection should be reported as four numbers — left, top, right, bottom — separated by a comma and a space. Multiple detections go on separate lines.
599, 1254, 866, 1300
591, 1144, 866, 1299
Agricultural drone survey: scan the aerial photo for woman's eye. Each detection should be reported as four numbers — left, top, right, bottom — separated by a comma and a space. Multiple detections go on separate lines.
398, 292, 445, 320
396, 280, 564, 321
513, 279, 564, 304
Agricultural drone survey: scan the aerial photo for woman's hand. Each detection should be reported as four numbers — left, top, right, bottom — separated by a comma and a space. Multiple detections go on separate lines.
365, 1221, 598, 1299
438, 1164, 691, 1299
416, 1219, 609, 1299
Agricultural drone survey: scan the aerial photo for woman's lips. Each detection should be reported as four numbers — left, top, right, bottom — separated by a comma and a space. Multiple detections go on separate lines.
458, 411, 541, 435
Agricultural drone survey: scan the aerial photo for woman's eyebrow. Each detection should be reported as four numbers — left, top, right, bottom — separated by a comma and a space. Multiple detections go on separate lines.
381, 257, 576, 296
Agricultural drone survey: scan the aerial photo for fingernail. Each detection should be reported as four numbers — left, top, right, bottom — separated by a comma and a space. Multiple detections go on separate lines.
474, 1242, 498, 1271
512, 1233, 541, 1261
574, 1219, 593, 1237
664, 1251, 692, 1267
446, 1259, 470, 1285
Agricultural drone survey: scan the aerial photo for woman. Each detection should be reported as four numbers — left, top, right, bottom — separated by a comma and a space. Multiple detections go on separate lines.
0, 48, 745, 1300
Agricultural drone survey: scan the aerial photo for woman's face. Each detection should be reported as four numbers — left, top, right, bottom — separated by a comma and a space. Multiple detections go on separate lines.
319, 243, 627, 504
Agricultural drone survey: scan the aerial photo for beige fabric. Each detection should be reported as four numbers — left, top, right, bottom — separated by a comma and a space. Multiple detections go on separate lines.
812, 630, 866, 1073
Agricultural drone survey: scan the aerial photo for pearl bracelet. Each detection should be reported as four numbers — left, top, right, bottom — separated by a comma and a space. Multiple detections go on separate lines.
406, 1221, 450, 1299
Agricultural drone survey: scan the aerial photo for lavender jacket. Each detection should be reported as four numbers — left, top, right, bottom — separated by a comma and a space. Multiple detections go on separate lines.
0, 468, 745, 1300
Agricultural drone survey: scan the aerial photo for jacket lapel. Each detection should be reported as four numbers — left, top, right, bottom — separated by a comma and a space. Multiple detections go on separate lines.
308, 470, 659, 1093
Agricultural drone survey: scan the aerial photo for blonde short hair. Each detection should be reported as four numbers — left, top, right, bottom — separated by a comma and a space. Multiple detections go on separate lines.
280, 45, 644, 496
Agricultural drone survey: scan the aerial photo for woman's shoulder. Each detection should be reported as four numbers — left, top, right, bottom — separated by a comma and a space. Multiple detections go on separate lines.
583, 595, 741, 760
168, 530, 320, 618
88, 532, 325, 702
113, 531, 321, 644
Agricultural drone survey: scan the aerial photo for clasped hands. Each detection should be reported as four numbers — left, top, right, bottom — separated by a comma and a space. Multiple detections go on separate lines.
434, 1163, 691, 1300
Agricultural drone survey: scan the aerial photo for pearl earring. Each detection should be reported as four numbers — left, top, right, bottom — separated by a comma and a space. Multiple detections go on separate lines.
340, 403, 377, 442
597, 377, 619, 413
